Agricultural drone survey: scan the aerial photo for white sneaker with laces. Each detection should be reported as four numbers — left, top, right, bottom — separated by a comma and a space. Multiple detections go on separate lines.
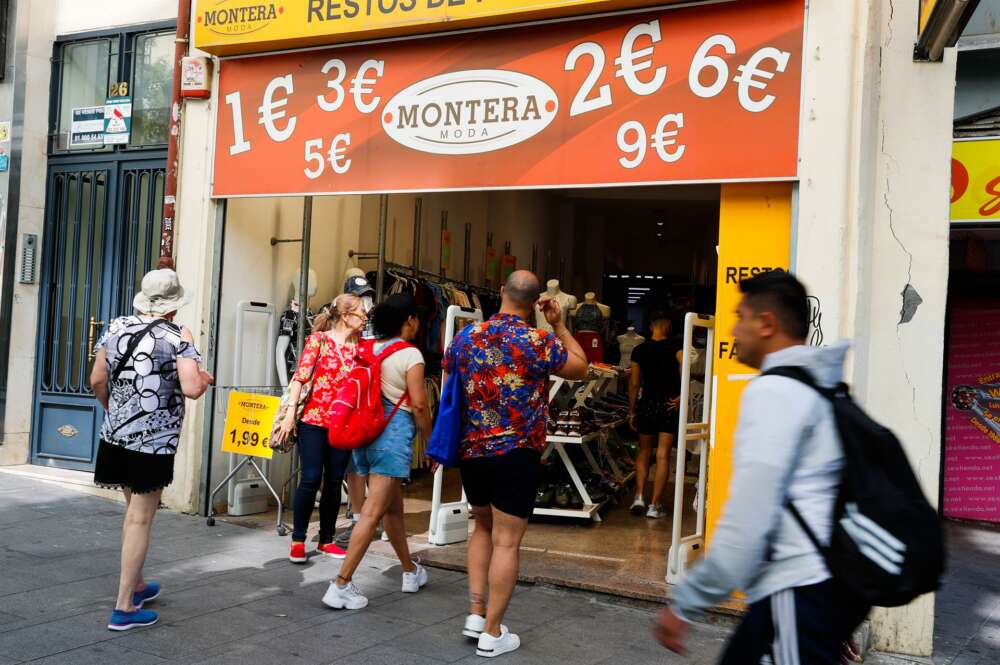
630, 496, 646, 516
401, 562, 428, 593
464, 614, 487, 639
646, 503, 667, 519
476, 626, 521, 658
322, 581, 369, 610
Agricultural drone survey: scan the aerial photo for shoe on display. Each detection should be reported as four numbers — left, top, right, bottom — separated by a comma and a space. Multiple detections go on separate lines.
554, 483, 571, 508
401, 562, 428, 593
322, 580, 369, 610
646, 504, 667, 519
534, 483, 554, 508
569, 487, 586, 509
477, 626, 521, 658
318, 542, 348, 559
630, 497, 646, 516
463, 614, 487, 639
108, 608, 158, 631
289, 541, 308, 564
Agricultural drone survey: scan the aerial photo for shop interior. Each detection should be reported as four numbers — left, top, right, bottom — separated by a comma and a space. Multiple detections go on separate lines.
206, 184, 721, 599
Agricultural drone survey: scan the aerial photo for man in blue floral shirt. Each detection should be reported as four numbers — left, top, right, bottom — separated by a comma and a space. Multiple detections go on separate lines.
443, 270, 588, 658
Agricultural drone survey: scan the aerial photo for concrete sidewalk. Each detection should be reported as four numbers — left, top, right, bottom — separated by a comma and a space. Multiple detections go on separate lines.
0, 471, 995, 664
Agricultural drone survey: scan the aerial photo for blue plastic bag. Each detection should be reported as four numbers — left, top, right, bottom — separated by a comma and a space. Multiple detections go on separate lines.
428, 371, 463, 468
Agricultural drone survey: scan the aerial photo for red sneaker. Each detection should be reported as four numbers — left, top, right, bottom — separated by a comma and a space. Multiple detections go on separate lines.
318, 542, 347, 559
289, 541, 307, 564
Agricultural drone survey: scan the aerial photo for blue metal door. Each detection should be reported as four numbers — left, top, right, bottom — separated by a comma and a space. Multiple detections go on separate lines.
31, 157, 165, 470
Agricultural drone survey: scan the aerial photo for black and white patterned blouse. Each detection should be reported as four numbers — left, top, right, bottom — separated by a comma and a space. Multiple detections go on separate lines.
96, 316, 203, 455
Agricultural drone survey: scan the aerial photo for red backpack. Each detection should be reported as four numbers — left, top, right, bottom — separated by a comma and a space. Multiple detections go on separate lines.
326, 339, 413, 450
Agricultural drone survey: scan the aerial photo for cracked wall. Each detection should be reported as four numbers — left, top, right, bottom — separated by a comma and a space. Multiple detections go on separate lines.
794, 0, 954, 657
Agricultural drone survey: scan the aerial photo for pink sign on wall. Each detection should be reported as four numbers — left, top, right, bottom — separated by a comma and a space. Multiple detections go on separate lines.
944, 298, 1000, 523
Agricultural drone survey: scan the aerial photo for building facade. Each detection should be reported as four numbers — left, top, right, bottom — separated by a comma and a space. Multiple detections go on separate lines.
0, 0, 968, 657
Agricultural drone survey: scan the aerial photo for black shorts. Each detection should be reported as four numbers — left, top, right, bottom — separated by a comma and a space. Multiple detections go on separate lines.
459, 448, 542, 519
94, 440, 175, 494
635, 397, 680, 436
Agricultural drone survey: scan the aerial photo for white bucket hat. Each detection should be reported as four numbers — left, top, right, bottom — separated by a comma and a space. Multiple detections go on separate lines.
133, 269, 191, 316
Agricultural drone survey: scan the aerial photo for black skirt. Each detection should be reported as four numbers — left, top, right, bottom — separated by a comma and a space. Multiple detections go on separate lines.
94, 439, 175, 494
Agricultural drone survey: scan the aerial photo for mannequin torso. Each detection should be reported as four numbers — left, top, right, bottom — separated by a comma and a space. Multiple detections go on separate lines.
617, 328, 645, 369
536, 279, 577, 332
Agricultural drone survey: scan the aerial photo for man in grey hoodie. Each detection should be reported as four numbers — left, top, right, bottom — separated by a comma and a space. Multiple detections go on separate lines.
656, 270, 870, 664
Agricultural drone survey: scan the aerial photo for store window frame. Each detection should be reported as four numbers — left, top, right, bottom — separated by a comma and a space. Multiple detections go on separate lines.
48, 20, 175, 157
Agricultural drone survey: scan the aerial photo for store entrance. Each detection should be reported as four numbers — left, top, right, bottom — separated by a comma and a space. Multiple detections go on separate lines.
207, 183, 720, 601
361, 185, 721, 600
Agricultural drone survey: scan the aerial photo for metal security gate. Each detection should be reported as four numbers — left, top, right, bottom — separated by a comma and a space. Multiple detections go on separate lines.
31, 158, 165, 470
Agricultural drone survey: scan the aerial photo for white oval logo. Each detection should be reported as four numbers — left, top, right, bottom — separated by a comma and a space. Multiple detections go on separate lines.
381, 70, 558, 155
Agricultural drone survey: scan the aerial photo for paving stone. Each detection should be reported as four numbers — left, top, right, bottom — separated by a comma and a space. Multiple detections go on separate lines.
263, 611, 423, 662
368, 584, 470, 627
0, 608, 113, 661
112, 606, 289, 658
186, 641, 320, 665
382, 615, 483, 663
328, 644, 449, 665
22, 641, 169, 664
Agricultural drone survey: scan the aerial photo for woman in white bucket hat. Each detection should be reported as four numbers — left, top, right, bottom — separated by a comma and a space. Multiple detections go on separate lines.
90, 269, 213, 631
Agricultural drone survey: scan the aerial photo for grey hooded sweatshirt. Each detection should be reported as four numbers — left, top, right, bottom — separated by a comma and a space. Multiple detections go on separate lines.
672, 342, 849, 619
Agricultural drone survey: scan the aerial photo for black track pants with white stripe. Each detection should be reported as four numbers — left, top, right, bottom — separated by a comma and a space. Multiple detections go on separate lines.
718, 579, 871, 665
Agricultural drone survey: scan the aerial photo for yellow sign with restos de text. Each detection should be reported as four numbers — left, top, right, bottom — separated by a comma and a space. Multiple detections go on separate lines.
951, 139, 1000, 222
706, 183, 792, 542
193, 0, 685, 55
220, 391, 279, 459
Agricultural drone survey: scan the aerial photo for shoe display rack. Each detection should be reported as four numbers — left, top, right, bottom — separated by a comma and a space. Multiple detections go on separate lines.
535, 368, 634, 523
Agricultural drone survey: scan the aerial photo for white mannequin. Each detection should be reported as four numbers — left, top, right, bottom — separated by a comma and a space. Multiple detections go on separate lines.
276, 269, 318, 387
572, 292, 611, 325
536, 279, 577, 332
617, 326, 645, 369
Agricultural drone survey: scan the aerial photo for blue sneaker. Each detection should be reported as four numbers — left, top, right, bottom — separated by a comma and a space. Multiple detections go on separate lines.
108, 608, 158, 631
133, 581, 161, 608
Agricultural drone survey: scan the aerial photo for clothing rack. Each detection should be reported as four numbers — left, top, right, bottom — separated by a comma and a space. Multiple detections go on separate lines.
384, 260, 499, 297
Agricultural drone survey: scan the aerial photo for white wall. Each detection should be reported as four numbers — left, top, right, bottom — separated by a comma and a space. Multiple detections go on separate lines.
52, 0, 176, 35
795, 0, 954, 655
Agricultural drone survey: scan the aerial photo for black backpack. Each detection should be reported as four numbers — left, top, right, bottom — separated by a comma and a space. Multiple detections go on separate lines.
763, 366, 946, 608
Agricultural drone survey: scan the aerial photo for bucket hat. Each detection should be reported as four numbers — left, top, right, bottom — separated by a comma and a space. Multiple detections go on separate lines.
133, 269, 191, 315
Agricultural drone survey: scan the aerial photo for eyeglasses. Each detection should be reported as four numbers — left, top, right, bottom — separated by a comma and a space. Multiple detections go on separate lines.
345, 310, 367, 322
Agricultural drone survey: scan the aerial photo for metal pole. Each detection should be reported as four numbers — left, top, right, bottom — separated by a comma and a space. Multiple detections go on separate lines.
296, 197, 313, 358
440, 210, 448, 279
200, 199, 227, 518
412, 197, 422, 270
376, 194, 388, 303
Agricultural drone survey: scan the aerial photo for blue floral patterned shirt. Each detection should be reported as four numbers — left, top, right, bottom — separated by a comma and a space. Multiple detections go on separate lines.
443, 313, 567, 460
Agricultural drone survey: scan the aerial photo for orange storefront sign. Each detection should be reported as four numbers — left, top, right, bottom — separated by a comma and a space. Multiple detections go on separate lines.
212, 0, 804, 197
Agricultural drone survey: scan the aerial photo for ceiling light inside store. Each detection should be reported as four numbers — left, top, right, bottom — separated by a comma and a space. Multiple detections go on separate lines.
657, 222, 664, 226
657, 233, 662, 238
629, 287, 650, 291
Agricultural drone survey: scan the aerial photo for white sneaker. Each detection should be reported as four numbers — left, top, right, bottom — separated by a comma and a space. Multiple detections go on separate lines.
630, 496, 646, 516
646, 503, 667, 519
401, 562, 428, 593
322, 581, 369, 610
463, 614, 487, 639
476, 626, 521, 658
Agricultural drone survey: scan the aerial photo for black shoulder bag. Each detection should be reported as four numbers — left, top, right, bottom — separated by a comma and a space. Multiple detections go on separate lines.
110, 319, 165, 381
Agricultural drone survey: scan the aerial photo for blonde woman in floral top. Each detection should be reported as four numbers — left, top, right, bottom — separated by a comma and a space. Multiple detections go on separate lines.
274, 294, 367, 563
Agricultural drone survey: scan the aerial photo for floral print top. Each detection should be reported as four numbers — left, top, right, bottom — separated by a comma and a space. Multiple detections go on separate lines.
443, 313, 568, 460
294, 332, 358, 427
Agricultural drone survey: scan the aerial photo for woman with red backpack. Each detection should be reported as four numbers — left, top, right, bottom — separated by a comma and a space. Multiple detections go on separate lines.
322, 293, 433, 610
274, 294, 367, 563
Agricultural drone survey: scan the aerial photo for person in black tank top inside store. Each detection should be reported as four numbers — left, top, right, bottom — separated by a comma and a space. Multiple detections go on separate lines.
627, 310, 684, 519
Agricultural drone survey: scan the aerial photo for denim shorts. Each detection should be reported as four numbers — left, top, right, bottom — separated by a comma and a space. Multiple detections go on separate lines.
352, 398, 416, 479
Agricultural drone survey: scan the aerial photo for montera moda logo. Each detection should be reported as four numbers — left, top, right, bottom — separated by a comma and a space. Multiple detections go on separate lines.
198, 2, 282, 36
381, 70, 558, 155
